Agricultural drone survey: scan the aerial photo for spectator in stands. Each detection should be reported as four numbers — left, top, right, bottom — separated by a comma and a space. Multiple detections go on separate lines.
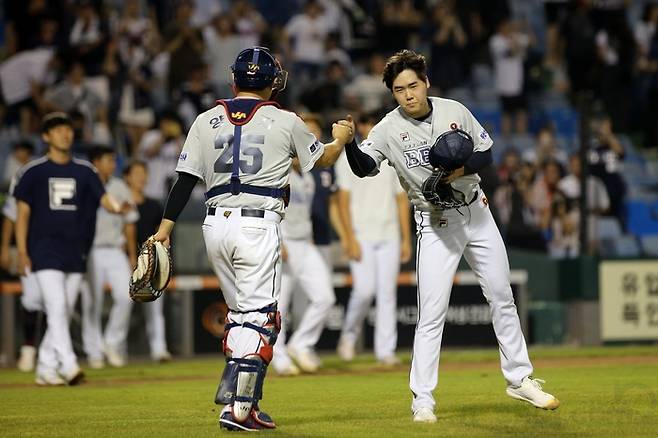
343, 53, 390, 114
284, 0, 332, 85
190, 0, 224, 28
634, 3, 658, 147
4, 0, 65, 54
542, 0, 569, 64
230, 0, 266, 49
136, 111, 185, 201
175, 63, 216, 129
377, 0, 423, 52
299, 60, 349, 120
2, 141, 35, 187
203, 14, 242, 97
489, 18, 531, 136
530, 158, 563, 233
546, 190, 579, 258
325, 32, 352, 73
43, 62, 111, 145
426, 2, 468, 94
588, 114, 626, 227
163, 1, 204, 94
522, 126, 568, 167
561, 0, 597, 100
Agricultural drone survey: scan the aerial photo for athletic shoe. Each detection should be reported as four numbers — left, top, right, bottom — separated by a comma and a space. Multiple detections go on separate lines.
35, 371, 66, 386
62, 366, 86, 386
104, 345, 126, 367
378, 355, 401, 366
272, 362, 301, 377
88, 357, 105, 369
153, 351, 172, 363
413, 407, 437, 423
17, 345, 36, 372
288, 347, 320, 373
506, 376, 560, 410
219, 405, 276, 431
336, 337, 355, 362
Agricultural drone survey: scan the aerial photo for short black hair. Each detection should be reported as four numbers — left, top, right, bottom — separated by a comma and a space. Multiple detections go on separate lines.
382, 50, 428, 90
88, 145, 115, 163
122, 159, 147, 176
41, 112, 73, 133
13, 140, 35, 154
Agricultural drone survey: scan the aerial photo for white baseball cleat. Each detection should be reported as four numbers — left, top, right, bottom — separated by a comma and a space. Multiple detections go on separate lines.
88, 357, 105, 369
35, 371, 66, 386
17, 345, 37, 372
378, 355, 401, 366
288, 347, 320, 373
413, 407, 437, 423
336, 337, 355, 362
272, 362, 301, 377
506, 376, 560, 410
62, 366, 85, 386
104, 345, 126, 367
152, 351, 172, 363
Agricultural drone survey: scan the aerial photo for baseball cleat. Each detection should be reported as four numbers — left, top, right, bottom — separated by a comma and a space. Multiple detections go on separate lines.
506, 376, 560, 410
63, 366, 86, 386
287, 347, 320, 373
17, 345, 37, 372
35, 371, 66, 386
219, 405, 276, 431
272, 362, 301, 377
104, 344, 126, 367
413, 407, 437, 423
378, 355, 401, 366
336, 337, 355, 362
153, 351, 172, 363
88, 357, 105, 369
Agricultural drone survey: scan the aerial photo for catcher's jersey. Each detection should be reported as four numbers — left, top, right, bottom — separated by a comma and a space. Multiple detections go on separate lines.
359, 97, 493, 212
175, 98, 324, 215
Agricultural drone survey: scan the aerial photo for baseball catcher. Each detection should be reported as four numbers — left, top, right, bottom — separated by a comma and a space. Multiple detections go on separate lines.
129, 239, 172, 302
421, 129, 474, 209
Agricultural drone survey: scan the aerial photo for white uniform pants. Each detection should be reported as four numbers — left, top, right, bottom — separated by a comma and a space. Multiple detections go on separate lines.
342, 239, 400, 360
34, 270, 82, 376
202, 207, 282, 312
273, 239, 335, 367
410, 193, 533, 412
142, 298, 168, 358
82, 247, 133, 359
20, 273, 43, 312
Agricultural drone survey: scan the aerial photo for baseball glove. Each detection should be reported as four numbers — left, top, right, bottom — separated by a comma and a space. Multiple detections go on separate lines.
421, 166, 468, 209
129, 239, 172, 302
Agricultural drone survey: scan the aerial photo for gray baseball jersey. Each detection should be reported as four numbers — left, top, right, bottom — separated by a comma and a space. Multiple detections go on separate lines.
281, 170, 315, 241
93, 177, 139, 247
175, 100, 325, 215
359, 97, 493, 212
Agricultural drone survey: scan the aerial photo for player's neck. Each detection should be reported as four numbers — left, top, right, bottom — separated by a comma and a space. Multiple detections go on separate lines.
411, 100, 433, 121
131, 190, 145, 204
47, 148, 72, 164
235, 90, 269, 100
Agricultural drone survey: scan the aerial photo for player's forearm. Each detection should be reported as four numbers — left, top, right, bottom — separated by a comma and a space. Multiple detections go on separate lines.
345, 139, 377, 178
124, 223, 137, 260
162, 172, 198, 222
464, 149, 492, 175
328, 195, 347, 242
396, 194, 411, 245
336, 191, 356, 241
100, 193, 122, 213
1, 217, 14, 252
314, 140, 345, 169
15, 202, 30, 255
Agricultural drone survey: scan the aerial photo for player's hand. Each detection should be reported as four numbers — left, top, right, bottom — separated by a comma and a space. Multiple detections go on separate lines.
17, 251, 31, 276
150, 231, 171, 248
129, 253, 137, 270
119, 201, 134, 215
346, 238, 361, 261
332, 117, 354, 144
281, 243, 288, 262
439, 166, 465, 184
400, 239, 412, 263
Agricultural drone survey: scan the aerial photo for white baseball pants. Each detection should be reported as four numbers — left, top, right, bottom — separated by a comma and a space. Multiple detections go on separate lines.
410, 193, 533, 412
142, 298, 168, 359
341, 239, 400, 360
82, 247, 133, 360
34, 270, 82, 376
273, 239, 335, 367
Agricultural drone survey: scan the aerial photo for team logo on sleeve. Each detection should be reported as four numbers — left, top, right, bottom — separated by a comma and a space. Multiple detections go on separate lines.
480, 129, 489, 140
400, 132, 410, 142
309, 141, 320, 153
179, 152, 188, 161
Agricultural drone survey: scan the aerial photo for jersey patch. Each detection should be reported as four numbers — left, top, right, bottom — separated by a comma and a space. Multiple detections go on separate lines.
400, 132, 410, 142
309, 141, 320, 154
48, 177, 77, 211
479, 129, 489, 141
179, 151, 188, 161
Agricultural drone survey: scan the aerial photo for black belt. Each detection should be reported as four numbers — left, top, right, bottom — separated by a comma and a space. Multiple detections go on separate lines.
207, 207, 265, 218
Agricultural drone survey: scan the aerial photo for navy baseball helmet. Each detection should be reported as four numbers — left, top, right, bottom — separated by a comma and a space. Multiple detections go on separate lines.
231, 46, 288, 92
428, 129, 474, 170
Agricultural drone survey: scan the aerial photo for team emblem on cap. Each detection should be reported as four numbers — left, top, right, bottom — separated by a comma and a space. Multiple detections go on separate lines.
247, 63, 260, 75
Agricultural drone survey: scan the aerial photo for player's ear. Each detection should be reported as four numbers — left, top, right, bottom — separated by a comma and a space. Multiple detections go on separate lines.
425, 76, 431, 88
41, 132, 50, 144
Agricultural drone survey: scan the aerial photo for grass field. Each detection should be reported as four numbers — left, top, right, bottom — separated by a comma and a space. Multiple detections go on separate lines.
1, 345, 658, 437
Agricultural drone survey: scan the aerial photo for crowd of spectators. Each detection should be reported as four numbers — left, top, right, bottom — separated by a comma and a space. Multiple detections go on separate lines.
0, 0, 656, 260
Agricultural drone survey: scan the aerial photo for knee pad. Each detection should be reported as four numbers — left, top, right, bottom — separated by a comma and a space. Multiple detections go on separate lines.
222, 307, 281, 363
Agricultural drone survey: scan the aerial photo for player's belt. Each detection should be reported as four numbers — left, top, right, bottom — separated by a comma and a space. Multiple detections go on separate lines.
207, 207, 265, 218
204, 183, 290, 203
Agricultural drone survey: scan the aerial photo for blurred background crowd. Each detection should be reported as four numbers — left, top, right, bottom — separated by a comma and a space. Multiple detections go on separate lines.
0, 0, 657, 264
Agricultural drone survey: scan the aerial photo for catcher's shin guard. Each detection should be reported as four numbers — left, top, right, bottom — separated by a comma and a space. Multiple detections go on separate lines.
232, 357, 267, 422
215, 360, 239, 405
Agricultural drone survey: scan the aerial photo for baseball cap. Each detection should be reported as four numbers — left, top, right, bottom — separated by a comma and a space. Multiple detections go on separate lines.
41, 112, 73, 133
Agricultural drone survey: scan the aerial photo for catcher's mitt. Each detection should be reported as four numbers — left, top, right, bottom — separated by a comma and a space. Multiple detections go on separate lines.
129, 239, 172, 302
421, 166, 468, 209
